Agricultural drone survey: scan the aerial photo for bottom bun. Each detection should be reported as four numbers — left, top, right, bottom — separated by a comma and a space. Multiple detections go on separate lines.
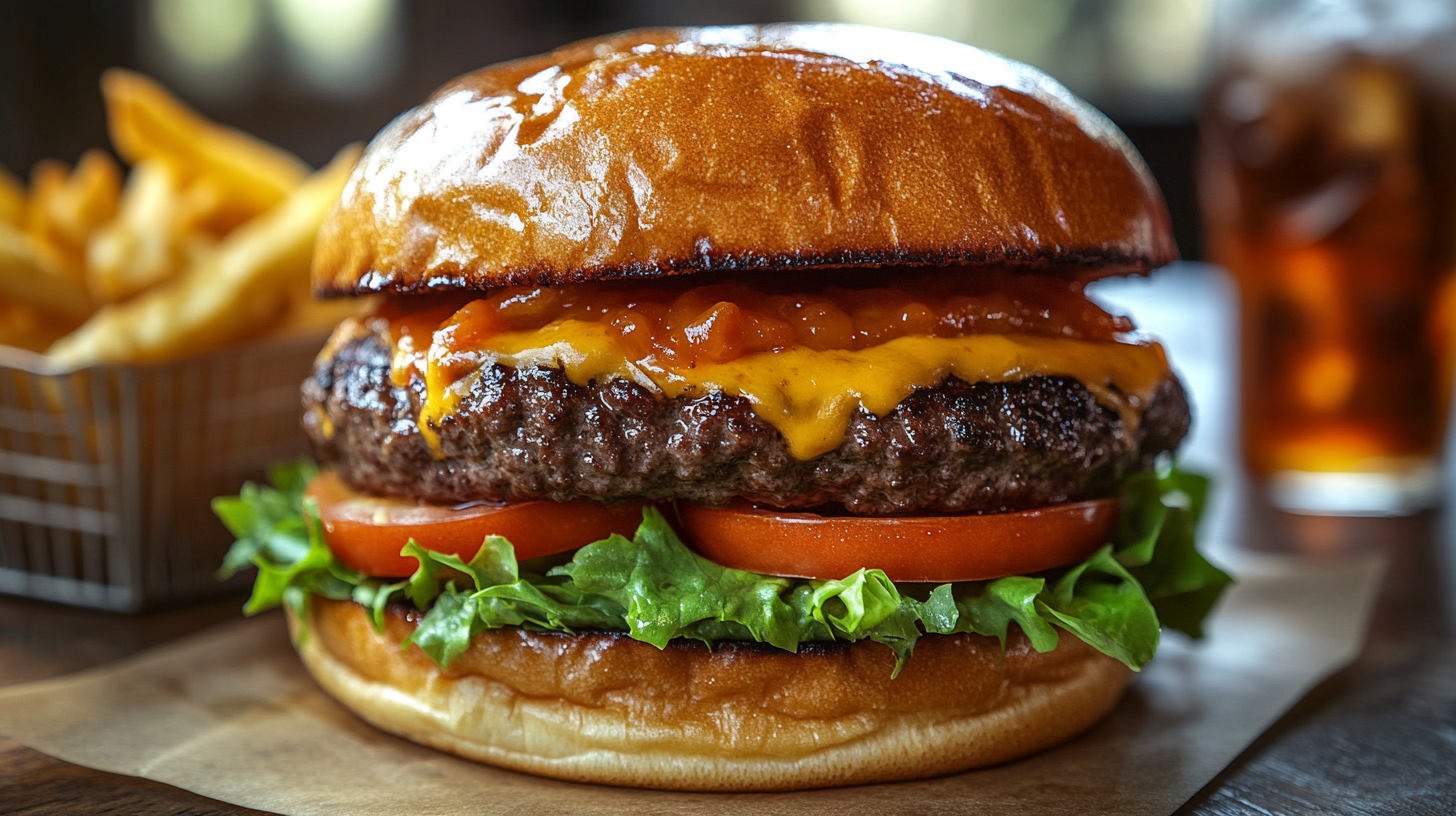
292, 596, 1132, 791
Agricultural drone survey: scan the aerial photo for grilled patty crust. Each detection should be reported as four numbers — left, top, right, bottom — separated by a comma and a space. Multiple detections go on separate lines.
303, 332, 1190, 515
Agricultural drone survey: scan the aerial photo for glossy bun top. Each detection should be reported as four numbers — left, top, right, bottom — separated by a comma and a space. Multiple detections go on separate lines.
313, 24, 1177, 297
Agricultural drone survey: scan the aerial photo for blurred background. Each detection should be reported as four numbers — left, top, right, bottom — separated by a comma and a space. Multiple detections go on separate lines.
0, 0, 1213, 259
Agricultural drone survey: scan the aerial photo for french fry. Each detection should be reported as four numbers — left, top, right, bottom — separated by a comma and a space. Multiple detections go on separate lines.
5, 71, 348, 359
85, 159, 201, 303
0, 299, 77, 353
25, 150, 123, 277
24, 160, 75, 274
0, 223, 97, 320
48, 145, 359, 368
272, 278, 376, 336
102, 69, 309, 231
27, 150, 122, 248
0, 164, 24, 226
24, 160, 68, 222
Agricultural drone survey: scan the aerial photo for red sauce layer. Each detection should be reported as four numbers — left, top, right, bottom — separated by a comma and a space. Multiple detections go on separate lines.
381, 268, 1135, 373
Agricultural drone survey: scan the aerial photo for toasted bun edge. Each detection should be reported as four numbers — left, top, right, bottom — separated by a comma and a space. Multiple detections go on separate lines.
293, 596, 1132, 791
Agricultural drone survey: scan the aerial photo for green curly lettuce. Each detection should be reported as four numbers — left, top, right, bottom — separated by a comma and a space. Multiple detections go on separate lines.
216, 460, 1231, 676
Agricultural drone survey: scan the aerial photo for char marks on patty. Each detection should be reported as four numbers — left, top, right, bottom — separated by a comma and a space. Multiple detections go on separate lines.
303, 332, 1190, 515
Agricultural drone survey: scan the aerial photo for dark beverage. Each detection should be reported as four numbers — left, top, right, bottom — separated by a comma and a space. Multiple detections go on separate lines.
1201, 44, 1456, 506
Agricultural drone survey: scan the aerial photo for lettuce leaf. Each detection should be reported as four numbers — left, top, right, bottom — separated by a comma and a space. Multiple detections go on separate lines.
218, 460, 1231, 675
1116, 467, 1234, 640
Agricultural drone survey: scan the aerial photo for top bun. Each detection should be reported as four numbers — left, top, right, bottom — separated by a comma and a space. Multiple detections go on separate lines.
313, 24, 1176, 297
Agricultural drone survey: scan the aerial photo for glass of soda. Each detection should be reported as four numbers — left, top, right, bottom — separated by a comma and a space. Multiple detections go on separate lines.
1199, 0, 1456, 514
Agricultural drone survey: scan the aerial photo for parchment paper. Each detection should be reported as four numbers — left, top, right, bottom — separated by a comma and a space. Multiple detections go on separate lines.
0, 552, 1382, 816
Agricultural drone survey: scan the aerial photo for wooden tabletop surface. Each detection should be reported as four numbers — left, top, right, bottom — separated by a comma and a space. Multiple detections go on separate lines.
0, 491, 1452, 814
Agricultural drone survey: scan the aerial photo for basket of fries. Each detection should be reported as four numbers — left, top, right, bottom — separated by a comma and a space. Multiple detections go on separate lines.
0, 71, 365, 610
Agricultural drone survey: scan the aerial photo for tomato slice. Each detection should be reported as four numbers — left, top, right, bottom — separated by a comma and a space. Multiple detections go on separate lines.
676, 499, 1119, 583
305, 471, 646, 577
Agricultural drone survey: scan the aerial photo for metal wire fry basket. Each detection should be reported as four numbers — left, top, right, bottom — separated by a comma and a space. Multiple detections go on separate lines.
0, 334, 323, 611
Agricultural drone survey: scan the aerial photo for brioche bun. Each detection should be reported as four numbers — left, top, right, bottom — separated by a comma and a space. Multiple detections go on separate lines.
292, 596, 1131, 791
312, 24, 1175, 298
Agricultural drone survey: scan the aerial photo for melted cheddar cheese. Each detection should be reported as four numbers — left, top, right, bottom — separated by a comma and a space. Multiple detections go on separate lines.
404, 319, 1170, 461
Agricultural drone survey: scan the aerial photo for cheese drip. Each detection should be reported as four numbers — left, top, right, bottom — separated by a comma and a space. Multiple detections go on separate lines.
412, 319, 1170, 461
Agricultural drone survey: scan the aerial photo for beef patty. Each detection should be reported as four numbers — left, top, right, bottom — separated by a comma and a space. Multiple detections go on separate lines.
304, 332, 1190, 515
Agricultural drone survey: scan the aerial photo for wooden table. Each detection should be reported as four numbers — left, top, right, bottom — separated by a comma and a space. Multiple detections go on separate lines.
1, 494, 1453, 814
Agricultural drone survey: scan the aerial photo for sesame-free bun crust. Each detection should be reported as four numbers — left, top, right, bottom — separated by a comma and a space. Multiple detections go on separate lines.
313, 24, 1175, 297
293, 596, 1132, 791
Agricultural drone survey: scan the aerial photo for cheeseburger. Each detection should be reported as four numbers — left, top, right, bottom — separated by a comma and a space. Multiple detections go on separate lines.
217, 24, 1231, 791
